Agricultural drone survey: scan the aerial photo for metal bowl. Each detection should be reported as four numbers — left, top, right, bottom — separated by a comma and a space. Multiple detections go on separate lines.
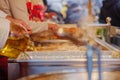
18, 70, 120, 80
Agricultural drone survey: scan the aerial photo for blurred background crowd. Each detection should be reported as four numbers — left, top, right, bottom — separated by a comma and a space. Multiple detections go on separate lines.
46, 0, 103, 25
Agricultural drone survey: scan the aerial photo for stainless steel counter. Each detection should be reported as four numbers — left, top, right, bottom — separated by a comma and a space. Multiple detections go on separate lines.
8, 38, 120, 80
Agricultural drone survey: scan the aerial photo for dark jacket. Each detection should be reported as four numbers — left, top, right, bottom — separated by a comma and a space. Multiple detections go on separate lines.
99, 0, 120, 27
0, 56, 8, 80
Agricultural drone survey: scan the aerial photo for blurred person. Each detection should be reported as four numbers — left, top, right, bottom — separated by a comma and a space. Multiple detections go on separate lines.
0, 17, 10, 80
64, 0, 103, 25
0, 11, 10, 49
0, 10, 31, 48
65, 2, 88, 26
99, 0, 120, 27
61, 0, 68, 19
92, 0, 103, 16
48, 2, 63, 14
46, 1, 64, 24
0, 6, 32, 34
0, 0, 58, 33
0, 10, 32, 80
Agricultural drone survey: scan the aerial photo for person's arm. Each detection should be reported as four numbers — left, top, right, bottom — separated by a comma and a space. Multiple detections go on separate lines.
0, 0, 32, 34
6, 15, 32, 34
0, 18, 10, 49
0, 10, 8, 18
0, 0, 12, 16
0, 10, 32, 34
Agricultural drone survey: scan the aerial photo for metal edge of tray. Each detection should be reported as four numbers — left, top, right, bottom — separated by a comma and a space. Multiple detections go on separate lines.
15, 38, 120, 63
94, 38, 120, 52
37, 39, 71, 43
15, 50, 120, 65
15, 58, 120, 64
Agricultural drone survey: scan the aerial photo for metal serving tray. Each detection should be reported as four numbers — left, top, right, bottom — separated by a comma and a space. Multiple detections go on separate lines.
16, 38, 120, 64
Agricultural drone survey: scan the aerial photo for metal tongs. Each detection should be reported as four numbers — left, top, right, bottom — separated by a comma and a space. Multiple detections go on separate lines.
55, 27, 87, 45
87, 43, 102, 80
56, 27, 102, 80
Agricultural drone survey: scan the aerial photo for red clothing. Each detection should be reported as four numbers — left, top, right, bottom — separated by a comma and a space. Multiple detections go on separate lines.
0, 56, 8, 80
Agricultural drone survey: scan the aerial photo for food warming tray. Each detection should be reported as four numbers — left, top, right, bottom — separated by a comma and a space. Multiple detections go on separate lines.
16, 38, 120, 64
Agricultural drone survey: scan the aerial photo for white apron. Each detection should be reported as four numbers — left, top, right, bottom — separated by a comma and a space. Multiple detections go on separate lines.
0, 18, 10, 49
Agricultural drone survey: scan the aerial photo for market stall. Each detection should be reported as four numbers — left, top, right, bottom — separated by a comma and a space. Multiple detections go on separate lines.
7, 24, 120, 80
0, 0, 120, 80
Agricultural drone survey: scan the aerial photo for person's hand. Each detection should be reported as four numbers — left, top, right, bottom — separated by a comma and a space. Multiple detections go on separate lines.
12, 19, 32, 34
6, 16, 32, 34
10, 22, 30, 36
48, 23, 59, 31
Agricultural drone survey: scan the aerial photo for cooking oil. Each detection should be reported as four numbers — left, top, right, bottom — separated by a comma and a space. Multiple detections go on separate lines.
0, 36, 29, 58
